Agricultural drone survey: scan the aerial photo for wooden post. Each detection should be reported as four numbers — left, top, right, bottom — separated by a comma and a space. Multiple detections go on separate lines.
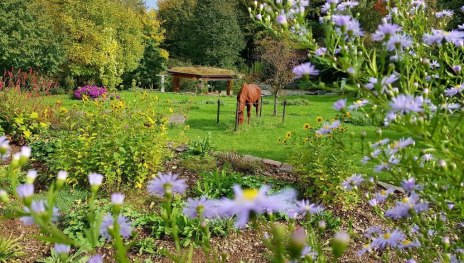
227, 80, 233, 96
160, 75, 165, 92
235, 101, 239, 131
282, 100, 287, 123
173, 75, 180, 92
260, 96, 263, 117
217, 98, 221, 124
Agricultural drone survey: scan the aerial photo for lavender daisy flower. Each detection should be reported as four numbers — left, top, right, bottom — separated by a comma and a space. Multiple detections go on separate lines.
0, 136, 10, 160
371, 188, 394, 204
444, 84, 464, 97
315, 47, 327, 56
401, 178, 422, 192
147, 172, 187, 197
372, 229, 406, 249
289, 200, 324, 217
88, 254, 103, 263
357, 243, 372, 256
399, 239, 421, 249
20, 200, 60, 225
183, 196, 219, 219
276, 13, 287, 25
364, 226, 382, 238
100, 214, 132, 240
54, 244, 70, 254
390, 94, 423, 114
386, 34, 412, 51
337, 0, 359, 11
16, 184, 34, 199
385, 192, 429, 219
422, 153, 433, 161
372, 23, 402, 41
333, 15, 352, 28
301, 245, 318, 260
292, 62, 320, 79
435, 10, 454, 18
430, 60, 440, 69
333, 99, 347, 111
218, 185, 296, 228
441, 103, 461, 113
341, 174, 364, 190
349, 99, 369, 110
423, 30, 464, 45
111, 193, 125, 205
88, 173, 103, 186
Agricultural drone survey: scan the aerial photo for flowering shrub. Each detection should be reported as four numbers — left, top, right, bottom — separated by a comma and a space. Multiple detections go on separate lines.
251, 0, 464, 261
73, 85, 108, 100
32, 96, 169, 188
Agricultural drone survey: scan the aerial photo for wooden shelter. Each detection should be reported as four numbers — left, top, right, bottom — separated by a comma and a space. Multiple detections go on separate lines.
168, 67, 237, 95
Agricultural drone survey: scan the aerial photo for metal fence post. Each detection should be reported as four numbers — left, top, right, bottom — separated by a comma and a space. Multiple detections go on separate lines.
282, 100, 287, 123
217, 98, 220, 124
235, 101, 239, 131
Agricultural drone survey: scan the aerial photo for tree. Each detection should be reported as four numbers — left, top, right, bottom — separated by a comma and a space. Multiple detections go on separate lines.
188, 0, 245, 68
258, 37, 303, 116
158, 0, 197, 60
0, 0, 65, 75
128, 10, 169, 88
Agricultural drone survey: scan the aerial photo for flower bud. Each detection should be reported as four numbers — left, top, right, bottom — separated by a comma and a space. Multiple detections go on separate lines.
88, 173, 104, 192
0, 189, 9, 203
26, 170, 38, 184
318, 220, 326, 230
332, 231, 350, 258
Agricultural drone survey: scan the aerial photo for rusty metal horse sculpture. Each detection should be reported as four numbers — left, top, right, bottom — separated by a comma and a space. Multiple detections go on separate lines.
237, 83, 261, 124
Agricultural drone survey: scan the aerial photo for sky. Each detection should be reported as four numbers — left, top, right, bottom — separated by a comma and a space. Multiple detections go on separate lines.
145, 0, 157, 9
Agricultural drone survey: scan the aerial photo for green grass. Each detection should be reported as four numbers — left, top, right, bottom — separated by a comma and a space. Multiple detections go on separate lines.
44, 90, 394, 162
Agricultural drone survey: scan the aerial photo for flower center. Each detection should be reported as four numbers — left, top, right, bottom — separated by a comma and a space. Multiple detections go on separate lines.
402, 240, 411, 245
243, 189, 259, 201
383, 233, 391, 239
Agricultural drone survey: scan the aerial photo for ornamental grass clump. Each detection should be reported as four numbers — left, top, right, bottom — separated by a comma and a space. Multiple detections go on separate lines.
73, 85, 107, 100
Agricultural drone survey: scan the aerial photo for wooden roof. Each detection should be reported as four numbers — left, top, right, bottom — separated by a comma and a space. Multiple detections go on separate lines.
168, 66, 236, 80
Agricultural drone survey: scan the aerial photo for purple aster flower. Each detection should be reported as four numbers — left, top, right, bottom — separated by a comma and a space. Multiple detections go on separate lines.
315, 47, 327, 56
147, 172, 187, 197
20, 200, 60, 225
441, 103, 461, 112
390, 138, 415, 154
401, 178, 422, 192
386, 34, 413, 51
111, 193, 125, 205
364, 226, 382, 238
436, 10, 454, 18
459, 24, 464, 30
430, 60, 440, 69
321, 3, 331, 13
357, 243, 372, 256
406, 259, 417, 263
88, 173, 103, 186
276, 13, 287, 25
422, 154, 433, 161
300, 245, 318, 260
217, 185, 296, 228
390, 94, 423, 114
0, 136, 10, 160
333, 98, 347, 111
371, 188, 394, 204
288, 199, 324, 218
88, 254, 103, 263
337, 0, 359, 11
385, 192, 429, 219
423, 30, 464, 46
54, 244, 70, 254
453, 65, 462, 74
349, 99, 369, 110
333, 15, 352, 28
372, 23, 402, 41
444, 84, 464, 97
372, 229, 406, 250
100, 214, 132, 240
341, 174, 364, 190
183, 196, 220, 219
292, 62, 319, 78
16, 184, 34, 199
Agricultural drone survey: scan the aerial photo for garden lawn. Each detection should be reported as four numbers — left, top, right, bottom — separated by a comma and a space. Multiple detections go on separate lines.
43, 90, 400, 176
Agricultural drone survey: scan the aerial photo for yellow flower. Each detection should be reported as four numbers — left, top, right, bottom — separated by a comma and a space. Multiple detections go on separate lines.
23, 130, 32, 139
30, 112, 39, 119
184, 125, 190, 130
303, 123, 311, 130
316, 116, 323, 123
59, 107, 68, 114
345, 112, 351, 118
169, 107, 174, 113
285, 131, 292, 138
